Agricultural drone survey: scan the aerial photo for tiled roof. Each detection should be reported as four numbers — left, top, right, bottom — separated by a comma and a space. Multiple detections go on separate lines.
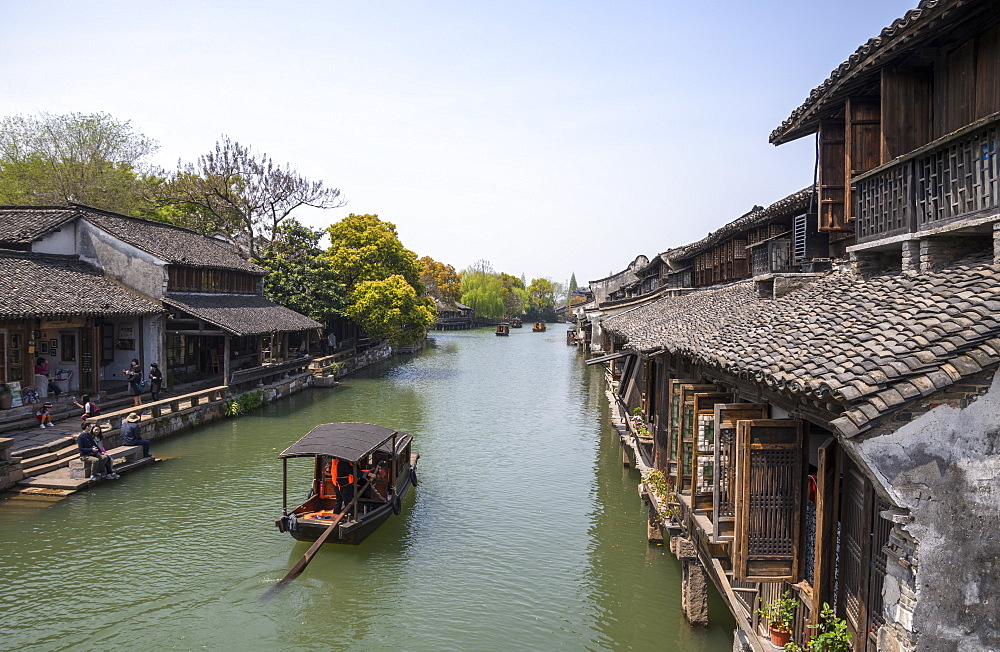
769, 0, 981, 144
163, 293, 320, 336
0, 207, 77, 245
80, 208, 264, 274
602, 254, 1000, 438
0, 251, 163, 318
662, 187, 814, 262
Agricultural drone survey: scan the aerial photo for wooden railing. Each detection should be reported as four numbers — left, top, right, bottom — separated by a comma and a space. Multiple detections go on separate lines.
85, 385, 228, 429
855, 112, 1000, 243
229, 357, 312, 388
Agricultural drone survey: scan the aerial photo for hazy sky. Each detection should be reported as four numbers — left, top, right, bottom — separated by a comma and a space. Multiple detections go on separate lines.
1, 1, 915, 285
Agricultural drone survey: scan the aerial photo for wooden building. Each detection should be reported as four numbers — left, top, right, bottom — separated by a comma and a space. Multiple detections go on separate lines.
588, 2, 1000, 651
0, 205, 320, 395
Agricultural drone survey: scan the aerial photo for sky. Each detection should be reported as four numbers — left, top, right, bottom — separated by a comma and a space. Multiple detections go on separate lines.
0, 0, 917, 286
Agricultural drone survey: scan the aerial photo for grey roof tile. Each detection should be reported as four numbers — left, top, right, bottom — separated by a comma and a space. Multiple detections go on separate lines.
0, 251, 162, 318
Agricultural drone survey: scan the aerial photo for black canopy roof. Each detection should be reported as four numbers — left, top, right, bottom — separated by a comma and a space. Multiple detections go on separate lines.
279, 423, 406, 462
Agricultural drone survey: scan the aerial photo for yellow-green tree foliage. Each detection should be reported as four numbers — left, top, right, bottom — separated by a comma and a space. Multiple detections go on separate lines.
347, 275, 436, 346
327, 214, 423, 291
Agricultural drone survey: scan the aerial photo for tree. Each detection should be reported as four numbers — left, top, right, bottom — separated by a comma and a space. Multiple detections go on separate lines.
527, 277, 557, 321
419, 256, 463, 303
327, 214, 423, 292
499, 272, 528, 318
258, 219, 345, 323
156, 136, 343, 262
326, 213, 431, 343
460, 267, 505, 319
347, 275, 436, 346
567, 272, 578, 306
0, 111, 159, 213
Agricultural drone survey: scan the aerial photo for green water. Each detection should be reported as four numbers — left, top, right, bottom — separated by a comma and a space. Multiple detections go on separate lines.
0, 325, 735, 650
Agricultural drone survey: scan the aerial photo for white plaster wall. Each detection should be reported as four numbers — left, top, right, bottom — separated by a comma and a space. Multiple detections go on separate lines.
77, 221, 167, 299
31, 223, 77, 255
851, 369, 1000, 650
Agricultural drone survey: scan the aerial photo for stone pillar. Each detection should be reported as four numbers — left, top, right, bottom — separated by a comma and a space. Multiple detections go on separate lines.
647, 504, 663, 544
901, 240, 920, 275
0, 437, 25, 491
675, 536, 709, 626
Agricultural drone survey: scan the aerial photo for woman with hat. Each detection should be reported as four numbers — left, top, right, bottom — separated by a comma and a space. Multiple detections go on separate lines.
119, 412, 152, 458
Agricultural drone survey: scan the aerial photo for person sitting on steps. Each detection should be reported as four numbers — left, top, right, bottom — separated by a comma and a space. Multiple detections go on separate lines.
73, 394, 100, 429
35, 402, 53, 428
77, 425, 119, 480
119, 412, 152, 458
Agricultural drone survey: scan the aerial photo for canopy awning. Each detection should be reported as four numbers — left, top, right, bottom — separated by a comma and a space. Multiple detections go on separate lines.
585, 350, 634, 365
164, 292, 320, 336
279, 423, 408, 462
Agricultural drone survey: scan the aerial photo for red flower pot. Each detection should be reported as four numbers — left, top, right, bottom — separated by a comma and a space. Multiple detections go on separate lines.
769, 624, 792, 648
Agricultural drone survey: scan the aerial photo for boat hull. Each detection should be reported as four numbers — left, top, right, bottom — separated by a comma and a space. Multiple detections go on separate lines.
284, 466, 415, 545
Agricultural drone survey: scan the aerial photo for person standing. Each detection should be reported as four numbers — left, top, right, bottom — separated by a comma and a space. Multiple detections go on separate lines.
124, 358, 143, 407
119, 412, 152, 458
148, 362, 163, 401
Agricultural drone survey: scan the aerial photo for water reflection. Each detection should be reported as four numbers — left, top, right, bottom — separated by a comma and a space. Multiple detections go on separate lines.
1, 325, 734, 651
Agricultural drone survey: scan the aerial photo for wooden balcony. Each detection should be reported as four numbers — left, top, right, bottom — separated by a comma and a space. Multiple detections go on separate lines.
854, 112, 1000, 244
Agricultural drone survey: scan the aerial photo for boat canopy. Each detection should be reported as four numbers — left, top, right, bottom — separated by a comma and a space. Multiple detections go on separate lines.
279, 422, 406, 462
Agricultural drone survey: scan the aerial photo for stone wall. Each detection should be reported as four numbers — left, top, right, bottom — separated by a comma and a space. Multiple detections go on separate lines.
849, 367, 1000, 651
334, 342, 391, 378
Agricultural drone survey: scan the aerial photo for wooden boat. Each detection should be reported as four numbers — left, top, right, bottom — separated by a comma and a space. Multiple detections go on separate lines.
495, 323, 510, 336
566, 328, 577, 345
511, 318, 522, 328
532, 322, 546, 332
275, 422, 419, 545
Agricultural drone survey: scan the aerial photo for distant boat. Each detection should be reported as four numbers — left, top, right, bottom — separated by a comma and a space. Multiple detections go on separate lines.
567, 328, 577, 345
532, 322, 546, 332
275, 423, 419, 545
496, 323, 510, 336
511, 318, 522, 328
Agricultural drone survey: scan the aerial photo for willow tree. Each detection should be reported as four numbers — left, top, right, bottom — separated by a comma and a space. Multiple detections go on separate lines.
460, 260, 505, 319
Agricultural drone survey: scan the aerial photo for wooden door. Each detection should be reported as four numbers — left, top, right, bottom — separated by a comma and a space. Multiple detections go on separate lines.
838, 457, 893, 651
690, 392, 734, 501
711, 404, 768, 542
732, 419, 804, 582
819, 120, 847, 231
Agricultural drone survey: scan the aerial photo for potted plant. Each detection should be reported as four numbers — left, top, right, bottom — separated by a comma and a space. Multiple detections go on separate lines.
804, 603, 851, 652
758, 591, 798, 648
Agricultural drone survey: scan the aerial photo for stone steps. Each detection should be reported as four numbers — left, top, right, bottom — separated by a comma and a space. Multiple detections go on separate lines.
17, 455, 157, 491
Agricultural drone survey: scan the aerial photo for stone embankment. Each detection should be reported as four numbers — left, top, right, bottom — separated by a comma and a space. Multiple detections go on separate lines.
1, 344, 391, 497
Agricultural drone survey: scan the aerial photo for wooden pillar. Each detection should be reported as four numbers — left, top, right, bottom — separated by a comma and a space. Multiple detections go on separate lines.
223, 335, 231, 386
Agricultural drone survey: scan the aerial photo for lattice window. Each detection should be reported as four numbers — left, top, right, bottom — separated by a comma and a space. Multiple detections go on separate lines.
733, 419, 804, 582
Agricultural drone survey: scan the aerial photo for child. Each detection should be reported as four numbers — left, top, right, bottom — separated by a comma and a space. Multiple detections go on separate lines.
73, 394, 101, 428
35, 402, 53, 428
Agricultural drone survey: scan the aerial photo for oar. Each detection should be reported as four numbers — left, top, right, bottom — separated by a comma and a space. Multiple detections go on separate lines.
263, 493, 360, 599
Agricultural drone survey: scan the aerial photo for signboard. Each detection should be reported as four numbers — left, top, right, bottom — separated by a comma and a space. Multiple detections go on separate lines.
7, 381, 22, 408
41, 317, 87, 328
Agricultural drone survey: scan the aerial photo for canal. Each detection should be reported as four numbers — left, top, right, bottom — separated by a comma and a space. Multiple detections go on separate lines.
1, 325, 735, 650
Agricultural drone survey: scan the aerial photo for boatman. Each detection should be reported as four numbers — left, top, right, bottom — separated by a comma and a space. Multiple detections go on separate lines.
333, 459, 354, 514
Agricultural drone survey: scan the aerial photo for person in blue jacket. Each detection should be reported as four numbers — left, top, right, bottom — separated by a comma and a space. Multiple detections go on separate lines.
78, 426, 118, 480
